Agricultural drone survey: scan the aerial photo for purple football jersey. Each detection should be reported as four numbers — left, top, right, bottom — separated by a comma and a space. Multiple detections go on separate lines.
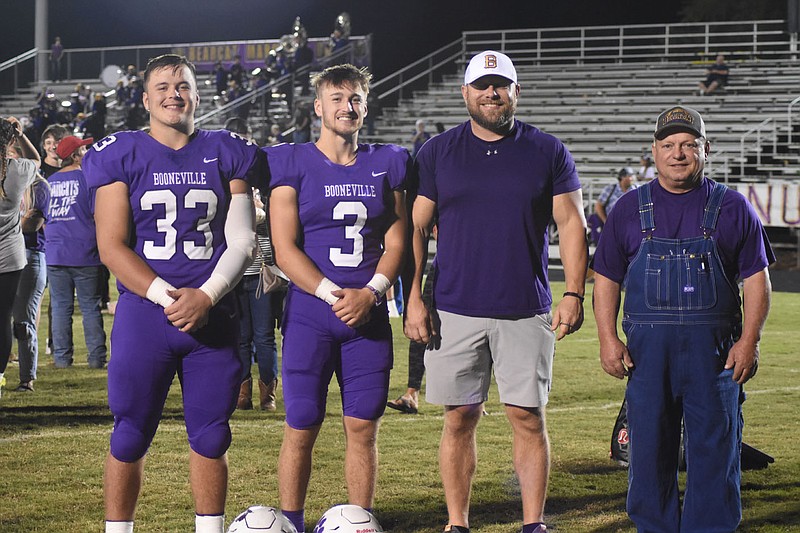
415, 120, 581, 317
45, 168, 101, 267
83, 129, 261, 293
265, 142, 411, 289
593, 177, 775, 285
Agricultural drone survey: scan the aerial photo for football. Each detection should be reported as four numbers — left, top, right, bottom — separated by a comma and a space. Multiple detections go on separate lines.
313, 504, 384, 533
227, 506, 298, 533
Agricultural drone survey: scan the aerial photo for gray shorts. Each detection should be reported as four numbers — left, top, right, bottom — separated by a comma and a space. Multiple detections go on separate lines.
424, 310, 555, 408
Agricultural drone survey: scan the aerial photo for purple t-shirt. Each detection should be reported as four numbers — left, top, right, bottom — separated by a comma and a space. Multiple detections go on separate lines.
415, 120, 581, 317
593, 177, 774, 285
46, 168, 100, 267
82, 129, 262, 293
24, 179, 50, 252
266, 142, 411, 289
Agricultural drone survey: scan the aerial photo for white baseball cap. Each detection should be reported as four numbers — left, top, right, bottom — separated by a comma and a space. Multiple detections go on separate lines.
464, 50, 518, 85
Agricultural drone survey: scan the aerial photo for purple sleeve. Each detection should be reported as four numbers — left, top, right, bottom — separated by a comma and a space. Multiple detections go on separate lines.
414, 139, 437, 202
218, 130, 260, 185
591, 192, 640, 284
33, 180, 51, 221
551, 139, 581, 196
387, 145, 412, 191
264, 144, 298, 191
82, 134, 129, 190
726, 191, 775, 280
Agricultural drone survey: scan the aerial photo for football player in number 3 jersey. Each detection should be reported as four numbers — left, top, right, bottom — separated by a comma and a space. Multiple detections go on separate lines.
82, 54, 262, 533
266, 64, 410, 533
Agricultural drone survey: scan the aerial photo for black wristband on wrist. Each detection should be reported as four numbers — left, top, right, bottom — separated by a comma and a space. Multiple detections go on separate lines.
563, 291, 585, 303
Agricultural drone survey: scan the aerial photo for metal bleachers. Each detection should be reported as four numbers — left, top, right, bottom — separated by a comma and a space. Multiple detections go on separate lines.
372, 57, 800, 186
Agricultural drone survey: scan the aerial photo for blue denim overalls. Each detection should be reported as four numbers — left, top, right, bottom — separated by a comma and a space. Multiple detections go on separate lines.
622, 181, 744, 533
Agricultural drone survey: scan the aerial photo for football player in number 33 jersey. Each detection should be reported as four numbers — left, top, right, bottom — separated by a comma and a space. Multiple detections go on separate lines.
82, 54, 264, 533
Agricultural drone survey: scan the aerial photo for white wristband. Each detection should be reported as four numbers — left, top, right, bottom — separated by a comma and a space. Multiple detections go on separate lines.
146, 276, 176, 308
365, 273, 392, 297
315, 277, 342, 305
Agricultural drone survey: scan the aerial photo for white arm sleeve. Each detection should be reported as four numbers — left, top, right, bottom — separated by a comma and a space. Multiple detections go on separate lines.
199, 193, 257, 306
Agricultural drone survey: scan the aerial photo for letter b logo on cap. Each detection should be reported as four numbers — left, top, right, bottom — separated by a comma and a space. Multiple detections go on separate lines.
484, 54, 497, 69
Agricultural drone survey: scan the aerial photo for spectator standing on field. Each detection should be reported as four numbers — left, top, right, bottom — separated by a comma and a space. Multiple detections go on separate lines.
46, 135, 107, 370
0, 117, 41, 398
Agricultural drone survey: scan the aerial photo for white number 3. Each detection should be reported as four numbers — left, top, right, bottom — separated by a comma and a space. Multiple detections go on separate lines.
330, 201, 366, 267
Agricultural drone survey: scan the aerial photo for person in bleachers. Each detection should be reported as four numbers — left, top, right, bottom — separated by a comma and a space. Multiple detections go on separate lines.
410, 119, 431, 158
122, 64, 138, 86
80, 94, 107, 142
115, 80, 130, 107
291, 101, 311, 143
123, 79, 146, 130
267, 123, 287, 145
638, 153, 655, 182
699, 54, 729, 95
213, 61, 227, 96
49, 37, 64, 82
327, 12, 351, 56
229, 55, 245, 87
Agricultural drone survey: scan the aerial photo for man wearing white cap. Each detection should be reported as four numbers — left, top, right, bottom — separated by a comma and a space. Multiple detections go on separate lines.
404, 50, 588, 532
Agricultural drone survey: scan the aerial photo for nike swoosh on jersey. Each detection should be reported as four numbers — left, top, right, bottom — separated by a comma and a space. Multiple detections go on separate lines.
371, 171, 388, 177
204, 157, 219, 163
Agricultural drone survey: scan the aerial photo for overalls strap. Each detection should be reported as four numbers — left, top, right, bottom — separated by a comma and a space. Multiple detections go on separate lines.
637, 182, 655, 233
701, 181, 728, 234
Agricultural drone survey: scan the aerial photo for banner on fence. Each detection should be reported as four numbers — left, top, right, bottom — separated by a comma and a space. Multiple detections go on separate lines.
734, 182, 800, 228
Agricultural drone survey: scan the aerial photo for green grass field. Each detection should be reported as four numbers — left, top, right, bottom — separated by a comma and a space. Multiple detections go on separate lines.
1, 282, 799, 532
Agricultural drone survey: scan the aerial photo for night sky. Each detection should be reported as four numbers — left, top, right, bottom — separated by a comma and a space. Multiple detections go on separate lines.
3, 0, 683, 78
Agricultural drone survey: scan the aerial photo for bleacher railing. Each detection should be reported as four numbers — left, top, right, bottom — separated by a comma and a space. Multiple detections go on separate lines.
739, 118, 778, 176
0, 48, 38, 95
371, 38, 463, 104
460, 20, 791, 65
0, 36, 371, 95
372, 20, 791, 104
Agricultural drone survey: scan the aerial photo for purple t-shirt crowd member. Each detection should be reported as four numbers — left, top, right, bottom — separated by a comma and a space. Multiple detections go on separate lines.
23, 179, 50, 253
83, 129, 262, 294
268, 142, 410, 290
415, 119, 581, 318
593, 177, 774, 285
45, 168, 101, 267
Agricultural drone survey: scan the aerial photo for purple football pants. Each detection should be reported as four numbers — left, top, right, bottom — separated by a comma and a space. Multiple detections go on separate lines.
108, 292, 241, 462
281, 288, 393, 429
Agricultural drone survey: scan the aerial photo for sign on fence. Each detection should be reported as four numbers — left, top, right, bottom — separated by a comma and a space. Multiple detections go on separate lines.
734, 182, 800, 228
